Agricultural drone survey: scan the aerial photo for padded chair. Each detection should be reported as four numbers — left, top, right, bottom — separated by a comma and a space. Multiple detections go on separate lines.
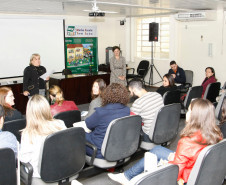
20, 127, 86, 185
180, 70, 193, 93
62, 68, 72, 75
53, 110, 81, 128
129, 164, 179, 185
126, 60, 150, 83
181, 86, 203, 115
203, 82, 221, 103
140, 103, 181, 150
2, 118, 26, 142
187, 139, 226, 185
0, 148, 17, 185
86, 115, 142, 169
215, 91, 226, 121
163, 90, 181, 105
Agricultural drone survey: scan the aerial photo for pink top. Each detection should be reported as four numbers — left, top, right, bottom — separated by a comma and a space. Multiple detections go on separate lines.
50, 101, 79, 116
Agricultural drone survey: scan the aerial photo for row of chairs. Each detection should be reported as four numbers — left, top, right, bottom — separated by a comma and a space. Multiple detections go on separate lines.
0, 102, 181, 185
1, 99, 226, 184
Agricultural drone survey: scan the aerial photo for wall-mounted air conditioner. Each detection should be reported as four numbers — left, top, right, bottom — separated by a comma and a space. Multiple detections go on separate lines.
175, 10, 216, 21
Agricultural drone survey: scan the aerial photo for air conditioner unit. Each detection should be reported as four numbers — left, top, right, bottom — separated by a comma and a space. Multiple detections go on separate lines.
175, 11, 216, 21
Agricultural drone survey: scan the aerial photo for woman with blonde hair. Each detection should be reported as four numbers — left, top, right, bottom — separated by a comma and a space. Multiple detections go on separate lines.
49, 85, 79, 116
109, 98, 222, 185
23, 53, 49, 97
20, 95, 66, 178
0, 86, 23, 122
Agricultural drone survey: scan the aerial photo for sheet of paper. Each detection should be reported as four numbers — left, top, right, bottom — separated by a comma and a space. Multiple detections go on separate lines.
73, 121, 91, 133
40, 69, 55, 80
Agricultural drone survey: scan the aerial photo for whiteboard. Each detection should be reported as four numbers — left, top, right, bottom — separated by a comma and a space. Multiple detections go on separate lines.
0, 18, 65, 78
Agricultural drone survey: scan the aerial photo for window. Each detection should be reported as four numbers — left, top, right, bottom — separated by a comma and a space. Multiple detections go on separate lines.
136, 17, 170, 59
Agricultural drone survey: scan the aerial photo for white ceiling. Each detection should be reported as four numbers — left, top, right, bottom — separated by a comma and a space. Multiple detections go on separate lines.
0, 0, 226, 17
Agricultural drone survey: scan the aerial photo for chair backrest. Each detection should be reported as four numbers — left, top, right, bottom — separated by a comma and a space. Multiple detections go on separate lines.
39, 127, 86, 182
149, 103, 181, 144
101, 115, 142, 161
54, 110, 81, 128
184, 70, 193, 86
163, 90, 180, 105
2, 118, 26, 142
203, 82, 221, 103
132, 164, 179, 185
187, 139, 226, 185
62, 68, 72, 75
215, 91, 226, 121
0, 148, 17, 185
222, 81, 226, 90
184, 86, 203, 110
137, 60, 150, 78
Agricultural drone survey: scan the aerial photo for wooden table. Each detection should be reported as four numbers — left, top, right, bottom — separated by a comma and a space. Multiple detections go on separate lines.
49, 72, 110, 105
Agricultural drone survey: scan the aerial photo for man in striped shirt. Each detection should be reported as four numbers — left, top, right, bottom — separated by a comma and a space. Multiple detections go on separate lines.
128, 79, 164, 142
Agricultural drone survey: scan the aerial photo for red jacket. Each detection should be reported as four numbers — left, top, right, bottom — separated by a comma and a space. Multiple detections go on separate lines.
169, 131, 207, 182
201, 76, 216, 96
50, 101, 79, 116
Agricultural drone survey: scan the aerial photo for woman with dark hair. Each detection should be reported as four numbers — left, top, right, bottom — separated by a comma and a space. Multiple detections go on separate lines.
219, 98, 226, 138
109, 46, 127, 86
85, 83, 130, 159
0, 86, 23, 122
83, 78, 106, 120
201, 67, 217, 97
109, 98, 222, 185
156, 74, 177, 96
49, 85, 79, 116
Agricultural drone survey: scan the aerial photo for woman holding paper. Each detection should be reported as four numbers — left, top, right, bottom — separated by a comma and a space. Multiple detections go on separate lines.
23, 53, 49, 97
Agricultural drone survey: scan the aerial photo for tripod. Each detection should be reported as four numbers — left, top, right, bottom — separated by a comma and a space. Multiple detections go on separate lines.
148, 41, 163, 85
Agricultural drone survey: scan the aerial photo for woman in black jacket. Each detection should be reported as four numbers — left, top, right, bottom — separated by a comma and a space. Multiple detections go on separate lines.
23, 53, 49, 97
156, 74, 177, 96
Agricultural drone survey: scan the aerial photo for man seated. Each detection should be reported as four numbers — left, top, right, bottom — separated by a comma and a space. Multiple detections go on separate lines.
0, 104, 17, 157
128, 79, 164, 142
168, 60, 186, 85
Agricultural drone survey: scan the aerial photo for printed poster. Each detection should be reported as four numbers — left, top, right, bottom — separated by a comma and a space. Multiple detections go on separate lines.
65, 25, 98, 74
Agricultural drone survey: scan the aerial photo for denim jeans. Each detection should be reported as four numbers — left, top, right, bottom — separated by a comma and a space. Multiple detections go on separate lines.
124, 146, 174, 180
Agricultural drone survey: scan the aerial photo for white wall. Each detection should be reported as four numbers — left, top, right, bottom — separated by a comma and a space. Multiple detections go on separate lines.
65, 16, 127, 65
126, 11, 225, 87
177, 9, 225, 86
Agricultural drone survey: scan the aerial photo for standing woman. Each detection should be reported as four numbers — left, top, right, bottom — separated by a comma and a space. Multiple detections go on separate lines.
23, 53, 49, 97
0, 87, 23, 122
201, 67, 217, 97
109, 46, 127, 86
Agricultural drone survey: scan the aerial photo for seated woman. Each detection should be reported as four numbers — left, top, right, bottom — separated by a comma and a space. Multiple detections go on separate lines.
0, 104, 17, 157
0, 86, 23, 122
49, 85, 79, 116
156, 74, 177, 96
108, 98, 222, 185
82, 78, 106, 120
201, 67, 217, 97
219, 98, 226, 138
20, 95, 66, 178
85, 83, 130, 159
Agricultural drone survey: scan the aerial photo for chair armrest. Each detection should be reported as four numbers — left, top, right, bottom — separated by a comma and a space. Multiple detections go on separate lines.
20, 162, 33, 185
86, 141, 98, 165
127, 68, 135, 74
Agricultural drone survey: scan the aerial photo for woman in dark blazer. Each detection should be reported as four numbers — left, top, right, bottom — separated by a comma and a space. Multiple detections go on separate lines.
23, 53, 49, 97
85, 83, 130, 159
156, 74, 177, 96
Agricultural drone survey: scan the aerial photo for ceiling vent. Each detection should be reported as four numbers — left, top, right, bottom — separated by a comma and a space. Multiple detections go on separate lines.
175, 11, 216, 21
